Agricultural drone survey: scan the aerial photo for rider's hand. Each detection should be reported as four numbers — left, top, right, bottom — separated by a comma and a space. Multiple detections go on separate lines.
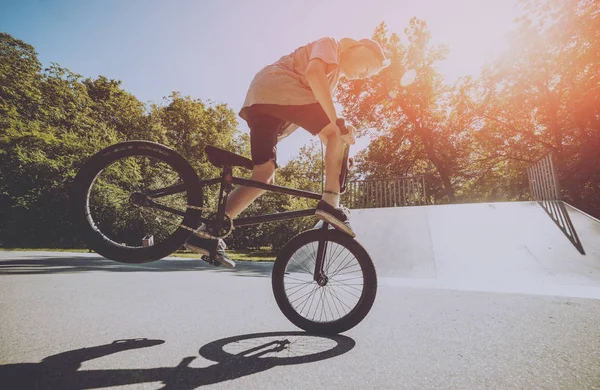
339, 124, 356, 145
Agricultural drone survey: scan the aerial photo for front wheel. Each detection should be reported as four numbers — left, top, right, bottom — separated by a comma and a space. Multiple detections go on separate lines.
272, 229, 377, 334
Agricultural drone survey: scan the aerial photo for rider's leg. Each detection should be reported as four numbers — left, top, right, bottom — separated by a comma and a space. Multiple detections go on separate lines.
225, 106, 282, 220
318, 123, 344, 208
238, 103, 353, 236
225, 159, 276, 219
185, 160, 276, 268
315, 123, 355, 237
187, 106, 281, 267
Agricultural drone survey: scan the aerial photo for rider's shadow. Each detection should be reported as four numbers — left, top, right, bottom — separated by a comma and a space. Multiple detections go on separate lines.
1, 332, 355, 390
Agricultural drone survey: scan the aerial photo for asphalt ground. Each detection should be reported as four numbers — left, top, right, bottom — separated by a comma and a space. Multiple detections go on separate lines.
1, 251, 599, 389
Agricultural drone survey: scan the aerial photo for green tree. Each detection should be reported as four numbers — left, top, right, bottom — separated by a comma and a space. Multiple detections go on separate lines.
84, 76, 147, 141
0, 33, 248, 247
337, 20, 469, 203
470, 0, 600, 214
0, 33, 43, 125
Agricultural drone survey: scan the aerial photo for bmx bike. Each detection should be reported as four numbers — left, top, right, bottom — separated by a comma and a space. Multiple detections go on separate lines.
69, 139, 377, 334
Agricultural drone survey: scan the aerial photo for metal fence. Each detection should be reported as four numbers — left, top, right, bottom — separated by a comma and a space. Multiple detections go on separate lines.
526, 153, 585, 254
342, 176, 427, 209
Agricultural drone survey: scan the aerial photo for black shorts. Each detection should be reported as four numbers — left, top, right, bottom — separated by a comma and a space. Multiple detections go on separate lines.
241, 103, 330, 168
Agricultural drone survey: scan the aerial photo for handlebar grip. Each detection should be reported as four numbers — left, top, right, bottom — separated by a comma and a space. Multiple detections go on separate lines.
336, 118, 349, 135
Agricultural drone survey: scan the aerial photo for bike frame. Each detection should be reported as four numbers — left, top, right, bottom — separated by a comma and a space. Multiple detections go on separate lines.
141, 144, 350, 282
142, 167, 328, 227
143, 146, 350, 232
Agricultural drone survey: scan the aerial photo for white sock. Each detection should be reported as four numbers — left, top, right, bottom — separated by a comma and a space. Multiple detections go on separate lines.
322, 190, 340, 208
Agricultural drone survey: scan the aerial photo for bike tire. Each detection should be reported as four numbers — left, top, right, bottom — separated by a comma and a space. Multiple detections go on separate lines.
272, 229, 377, 334
69, 141, 203, 263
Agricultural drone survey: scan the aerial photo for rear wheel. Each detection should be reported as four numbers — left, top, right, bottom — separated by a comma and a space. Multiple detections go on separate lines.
69, 141, 203, 263
272, 229, 377, 334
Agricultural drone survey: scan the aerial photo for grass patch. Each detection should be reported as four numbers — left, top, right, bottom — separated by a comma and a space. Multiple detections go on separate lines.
0, 248, 277, 262
172, 249, 276, 262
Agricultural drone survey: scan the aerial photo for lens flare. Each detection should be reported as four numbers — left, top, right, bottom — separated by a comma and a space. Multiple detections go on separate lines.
400, 69, 417, 87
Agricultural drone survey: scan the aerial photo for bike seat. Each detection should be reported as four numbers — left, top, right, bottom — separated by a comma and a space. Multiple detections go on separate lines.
205, 145, 254, 171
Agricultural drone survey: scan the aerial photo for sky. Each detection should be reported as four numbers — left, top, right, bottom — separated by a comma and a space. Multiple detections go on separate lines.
1, 0, 522, 165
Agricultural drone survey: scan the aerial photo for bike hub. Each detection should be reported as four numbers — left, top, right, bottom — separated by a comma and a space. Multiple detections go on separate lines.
317, 274, 329, 286
129, 192, 151, 207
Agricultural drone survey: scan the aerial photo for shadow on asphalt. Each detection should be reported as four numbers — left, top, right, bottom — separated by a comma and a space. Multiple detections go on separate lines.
0, 332, 355, 389
0, 255, 273, 277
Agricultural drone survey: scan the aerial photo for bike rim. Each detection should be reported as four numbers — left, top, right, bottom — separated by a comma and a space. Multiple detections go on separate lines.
283, 240, 365, 324
85, 154, 188, 248
198, 331, 355, 366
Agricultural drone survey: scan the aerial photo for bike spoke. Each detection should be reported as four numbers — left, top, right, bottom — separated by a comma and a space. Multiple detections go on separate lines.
331, 264, 362, 277
284, 275, 314, 284
309, 242, 318, 269
291, 284, 318, 312
329, 253, 357, 278
285, 280, 314, 297
324, 286, 343, 319
323, 287, 338, 322
327, 282, 362, 300
87, 154, 188, 247
281, 233, 371, 324
325, 242, 344, 274
304, 286, 320, 318
289, 249, 315, 275
326, 285, 355, 313
331, 273, 364, 281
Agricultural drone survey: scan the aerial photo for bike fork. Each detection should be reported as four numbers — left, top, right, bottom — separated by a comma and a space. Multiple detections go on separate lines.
313, 222, 330, 286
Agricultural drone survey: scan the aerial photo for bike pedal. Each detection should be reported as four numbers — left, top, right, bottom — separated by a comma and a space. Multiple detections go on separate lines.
201, 254, 221, 267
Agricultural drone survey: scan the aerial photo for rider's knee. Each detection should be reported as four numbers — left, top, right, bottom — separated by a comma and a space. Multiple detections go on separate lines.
318, 122, 339, 143
251, 159, 276, 184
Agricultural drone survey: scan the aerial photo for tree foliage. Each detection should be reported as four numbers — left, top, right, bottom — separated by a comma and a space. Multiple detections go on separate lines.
336, 1, 598, 216
1, 0, 598, 249
470, 0, 600, 211
0, 33, 247, 247
337, 20, 468, 203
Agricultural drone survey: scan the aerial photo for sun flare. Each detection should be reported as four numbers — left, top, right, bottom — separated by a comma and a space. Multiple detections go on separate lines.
400, 69, 417, 87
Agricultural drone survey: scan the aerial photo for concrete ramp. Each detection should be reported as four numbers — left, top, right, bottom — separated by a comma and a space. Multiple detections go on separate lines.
350, 202, 600, 298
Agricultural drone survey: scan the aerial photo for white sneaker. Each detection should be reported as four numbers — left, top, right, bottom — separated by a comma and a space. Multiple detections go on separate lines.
184, 229, 235, 268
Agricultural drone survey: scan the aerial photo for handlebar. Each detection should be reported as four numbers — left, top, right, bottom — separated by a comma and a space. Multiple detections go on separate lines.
336, 118, 349, 135
339, 143, 350, 194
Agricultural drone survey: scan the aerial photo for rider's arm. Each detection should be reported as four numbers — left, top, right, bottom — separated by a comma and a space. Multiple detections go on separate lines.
305, 58, 339, 126
306, 58, 355, 145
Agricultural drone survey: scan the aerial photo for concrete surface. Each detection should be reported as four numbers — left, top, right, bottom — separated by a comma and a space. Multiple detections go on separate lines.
1, 201, 599, 389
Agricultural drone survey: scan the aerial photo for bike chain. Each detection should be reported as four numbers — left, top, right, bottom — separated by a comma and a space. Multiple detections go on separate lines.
140, 203, 234, 240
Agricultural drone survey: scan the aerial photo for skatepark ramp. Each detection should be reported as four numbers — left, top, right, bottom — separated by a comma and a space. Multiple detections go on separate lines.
350, 201, 600, 299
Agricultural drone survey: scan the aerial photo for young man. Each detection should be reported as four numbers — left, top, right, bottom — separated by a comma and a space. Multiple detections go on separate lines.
186, 37, 389, 267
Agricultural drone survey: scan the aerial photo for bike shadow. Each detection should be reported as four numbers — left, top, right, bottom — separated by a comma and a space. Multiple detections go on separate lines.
0, 254, 273, 277
0, 332, 355, 389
